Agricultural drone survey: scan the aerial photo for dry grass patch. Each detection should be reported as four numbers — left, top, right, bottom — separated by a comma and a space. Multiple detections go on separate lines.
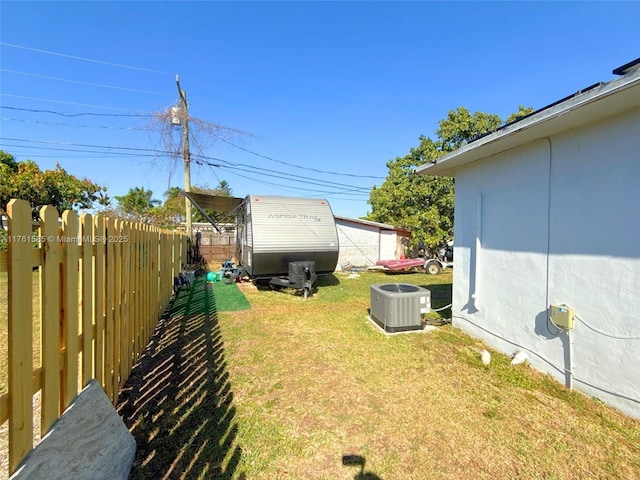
217, 271, 639, 479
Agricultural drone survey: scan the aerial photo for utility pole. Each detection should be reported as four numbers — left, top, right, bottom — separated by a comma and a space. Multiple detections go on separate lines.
175, 75, 192, 244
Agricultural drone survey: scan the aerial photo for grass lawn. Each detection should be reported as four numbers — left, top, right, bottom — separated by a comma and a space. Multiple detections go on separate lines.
117, 270, 639, 480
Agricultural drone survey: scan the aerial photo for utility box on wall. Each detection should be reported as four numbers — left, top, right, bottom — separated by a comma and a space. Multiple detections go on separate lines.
550, 304, 575, 329
370, 283, 431, 333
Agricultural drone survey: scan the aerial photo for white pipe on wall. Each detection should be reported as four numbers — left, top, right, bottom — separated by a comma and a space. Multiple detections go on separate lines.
472, 194, 483, 308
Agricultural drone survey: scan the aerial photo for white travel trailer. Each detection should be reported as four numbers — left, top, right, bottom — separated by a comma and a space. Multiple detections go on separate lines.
183, 192, 339, 279
235, 195, 339, 279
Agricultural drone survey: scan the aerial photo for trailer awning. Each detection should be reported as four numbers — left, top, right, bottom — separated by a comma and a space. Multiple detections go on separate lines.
181, 191, 245, 233
182, 192, 244, 213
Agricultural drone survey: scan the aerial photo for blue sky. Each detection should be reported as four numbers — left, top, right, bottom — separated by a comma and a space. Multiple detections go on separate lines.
1, 1, 639, 219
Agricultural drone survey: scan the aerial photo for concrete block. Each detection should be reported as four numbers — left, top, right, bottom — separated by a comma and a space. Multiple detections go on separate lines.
10, 379, 136, 480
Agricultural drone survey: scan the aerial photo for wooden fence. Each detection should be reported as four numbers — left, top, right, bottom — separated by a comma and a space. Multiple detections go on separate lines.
0, 199, 188, 474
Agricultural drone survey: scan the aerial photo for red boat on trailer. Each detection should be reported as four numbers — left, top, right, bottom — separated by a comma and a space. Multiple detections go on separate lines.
374, 257, 451, 275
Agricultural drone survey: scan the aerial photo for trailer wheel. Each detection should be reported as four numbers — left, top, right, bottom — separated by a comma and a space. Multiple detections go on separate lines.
425, 261, 441, 275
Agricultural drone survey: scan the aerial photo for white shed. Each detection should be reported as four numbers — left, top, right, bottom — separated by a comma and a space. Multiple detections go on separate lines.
334, 215, 411, 270
416, 59, 640, 418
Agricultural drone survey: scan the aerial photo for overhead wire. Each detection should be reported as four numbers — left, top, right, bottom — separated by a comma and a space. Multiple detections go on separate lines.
219, 137, 385, 180
0, 68, 167, 95
0, 42, 171, 75
0, 143, 161, 158
2, 105, 383, 189
0, 137, 174, 155
2, 39, 383, 197
201, 160, 370, 196
2, 117, 146, 131
194, 154, 371, 192
0, 106, 153, 117
0, 93, 131, 111
1, 44, 384, 201
207, 163, 366, 199
0, 136, 375, 195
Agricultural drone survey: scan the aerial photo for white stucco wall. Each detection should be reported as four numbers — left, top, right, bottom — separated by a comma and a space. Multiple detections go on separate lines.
452, 107, 640, 418
379, 230, 397, 260
335, 221, 382, 269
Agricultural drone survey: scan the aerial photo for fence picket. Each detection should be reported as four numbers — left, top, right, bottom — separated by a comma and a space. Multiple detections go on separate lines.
122, 222, 131, 382
105, 218, 115, 403
80, 214, 94, 385
113, 220, 122, 398
93, 215, 105, 388
39, 205, 62, 434
7, 199, 34, 472
61, 211, 80, 408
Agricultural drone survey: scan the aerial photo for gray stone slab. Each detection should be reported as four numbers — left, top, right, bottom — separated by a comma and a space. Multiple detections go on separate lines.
10, 379, 136, 480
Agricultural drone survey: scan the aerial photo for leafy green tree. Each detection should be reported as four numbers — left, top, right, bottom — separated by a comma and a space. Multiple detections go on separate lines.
435, 107, 502, 151
367, 106, 529, 254
114, 187, 161, 224
0, 150, 19, 172
0, 151, 104, 219
506, 105, 535, 124
159, 186, 185, 226
214, 180, 232, 196
368, 137, 455, 255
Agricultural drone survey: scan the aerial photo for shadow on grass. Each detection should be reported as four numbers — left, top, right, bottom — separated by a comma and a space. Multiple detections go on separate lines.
342, 454, 383, 480
117, 277, 243, 479
253, 273, 341, 295
316, 274, 340, 286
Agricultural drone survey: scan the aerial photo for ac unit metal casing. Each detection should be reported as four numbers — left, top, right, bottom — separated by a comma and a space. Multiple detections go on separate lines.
370, 283, 431, 332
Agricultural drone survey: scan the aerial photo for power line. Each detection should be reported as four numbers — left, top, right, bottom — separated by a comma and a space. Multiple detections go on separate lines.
0, 42, 171, 75
5, 143, 365, 200
1, 137, 374, 193
0, 93, 130, 111
195, 155, 371, 192
0, 68, 167, 95
0, 143, 161, 158
219, 137, 385, 180
1, 105, 153, 118
193, 152, 372, 190
0, 137, 174, 155
2, 105, 385, 186
210, 163, 368, 198
204, 160, 369, 196
2, 117, 146, 131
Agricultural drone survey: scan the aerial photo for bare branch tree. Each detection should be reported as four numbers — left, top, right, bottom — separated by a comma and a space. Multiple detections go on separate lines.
147, 105, 251, 170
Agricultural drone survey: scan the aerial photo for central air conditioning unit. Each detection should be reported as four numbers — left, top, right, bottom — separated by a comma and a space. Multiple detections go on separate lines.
370, 283, 431, 332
